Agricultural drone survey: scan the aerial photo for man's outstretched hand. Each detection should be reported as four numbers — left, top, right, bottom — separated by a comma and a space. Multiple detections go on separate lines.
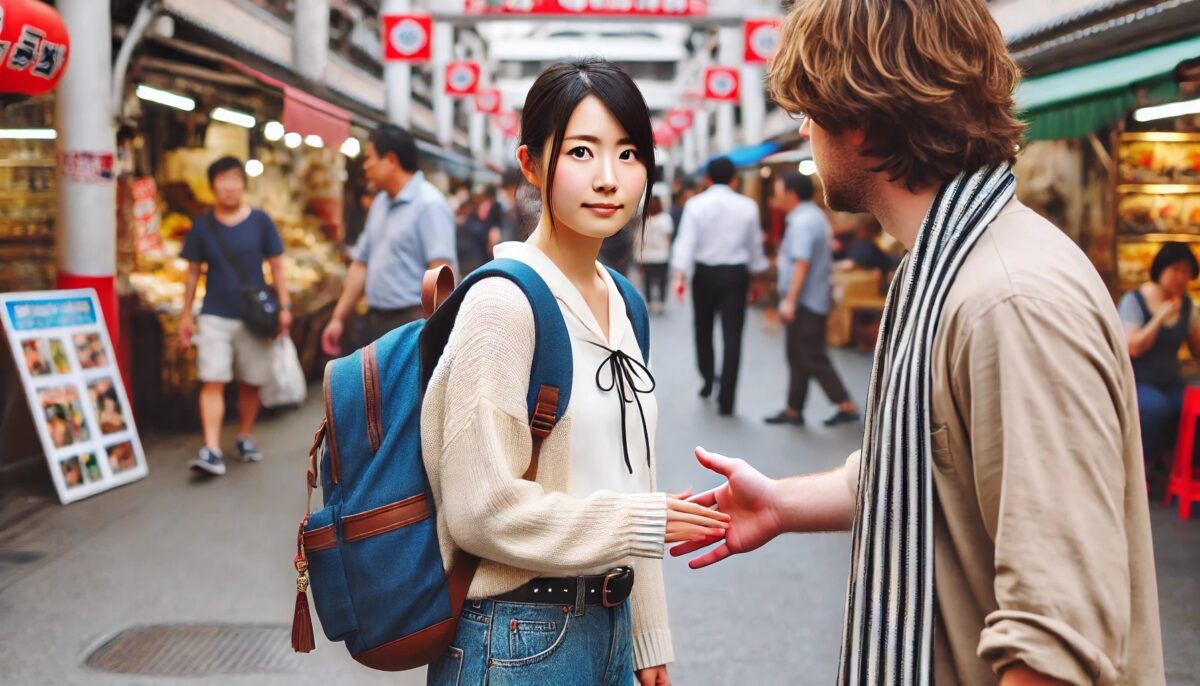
669, 447, 783, 569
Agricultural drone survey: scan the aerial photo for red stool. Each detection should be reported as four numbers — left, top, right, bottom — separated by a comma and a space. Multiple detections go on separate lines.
1165, 386, 1200, 520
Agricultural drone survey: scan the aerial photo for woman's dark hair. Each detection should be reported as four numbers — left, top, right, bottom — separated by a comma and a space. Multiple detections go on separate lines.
207, 156, 245, 185
369, 123, 419, 172
519, 59, 655, 234
776, 169, 815, 201
1151, 242, 1199, 282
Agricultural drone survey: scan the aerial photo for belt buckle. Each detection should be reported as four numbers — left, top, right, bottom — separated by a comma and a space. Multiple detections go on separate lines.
600, 567, 628, 608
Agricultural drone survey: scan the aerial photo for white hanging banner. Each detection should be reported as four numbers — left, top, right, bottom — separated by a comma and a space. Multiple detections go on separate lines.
1, 289, 148, 504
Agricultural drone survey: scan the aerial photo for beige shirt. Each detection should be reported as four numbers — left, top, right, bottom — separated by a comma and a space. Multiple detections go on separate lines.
850, 199, 1164, 685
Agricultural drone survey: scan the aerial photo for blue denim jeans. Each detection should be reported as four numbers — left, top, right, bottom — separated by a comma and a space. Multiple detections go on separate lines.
1136, 382, 1184, 466
426, 597, 634, 686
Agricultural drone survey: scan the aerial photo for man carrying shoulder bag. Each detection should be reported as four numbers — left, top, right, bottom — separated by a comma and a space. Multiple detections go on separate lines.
179, 156, 292, 476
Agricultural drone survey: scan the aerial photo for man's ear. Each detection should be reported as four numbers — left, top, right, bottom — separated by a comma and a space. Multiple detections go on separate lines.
517, 146, 541, 189
847, 128, 867, 147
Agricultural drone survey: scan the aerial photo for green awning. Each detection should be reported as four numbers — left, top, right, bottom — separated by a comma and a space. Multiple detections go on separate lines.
1016, 35, 1200, 141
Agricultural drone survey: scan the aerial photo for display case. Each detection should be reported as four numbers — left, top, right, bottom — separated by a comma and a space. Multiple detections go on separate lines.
1114, 132, 1200, 291
0, 98, 56, 292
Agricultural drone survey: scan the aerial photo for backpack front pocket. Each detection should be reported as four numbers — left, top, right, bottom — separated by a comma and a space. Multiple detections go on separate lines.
303, 508, 358, 641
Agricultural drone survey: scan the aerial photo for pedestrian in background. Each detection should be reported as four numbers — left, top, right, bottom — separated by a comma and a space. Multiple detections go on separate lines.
674, 0, 1164, 683
766, 169, 859, 427
636, 193, 674, 314
497, 167, 524, 243
669, 179, 696, 242
320, 124, 456, 355
1119, 242, 1200, 471
178, 156, 290, 476
670, 156, 768, 416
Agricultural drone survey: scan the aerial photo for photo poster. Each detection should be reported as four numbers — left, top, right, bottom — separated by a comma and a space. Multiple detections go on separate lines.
0, 290, 148, 504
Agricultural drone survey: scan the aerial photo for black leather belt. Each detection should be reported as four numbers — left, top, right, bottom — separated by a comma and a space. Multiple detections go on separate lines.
494, 567, 634, 608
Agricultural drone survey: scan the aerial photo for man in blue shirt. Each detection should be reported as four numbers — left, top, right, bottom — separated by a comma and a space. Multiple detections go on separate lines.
179, 156, 290, 475
766, 170, 859, 427
321, 124, 457, 355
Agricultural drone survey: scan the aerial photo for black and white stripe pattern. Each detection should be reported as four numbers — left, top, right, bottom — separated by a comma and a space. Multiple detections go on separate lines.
838, 165, 1016, 685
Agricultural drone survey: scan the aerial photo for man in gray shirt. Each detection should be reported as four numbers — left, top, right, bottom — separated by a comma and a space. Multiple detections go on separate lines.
321, 124, 456, 355
766, 170, 859, 427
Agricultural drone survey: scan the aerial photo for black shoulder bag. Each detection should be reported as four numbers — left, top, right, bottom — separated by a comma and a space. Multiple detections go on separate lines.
202, 214, 281, 339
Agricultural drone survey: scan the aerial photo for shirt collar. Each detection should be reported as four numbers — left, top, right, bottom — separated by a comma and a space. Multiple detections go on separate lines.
386, 171, 425, 208
492, 241, 628, 350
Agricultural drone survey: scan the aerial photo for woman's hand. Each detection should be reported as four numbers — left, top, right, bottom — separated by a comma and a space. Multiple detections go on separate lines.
665, 490, 731, 543
1154, 296, 1182, 323
637, 664, 671, 685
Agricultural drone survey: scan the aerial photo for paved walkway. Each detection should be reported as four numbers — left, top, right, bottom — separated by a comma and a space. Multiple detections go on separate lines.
0, 298, 1196, 684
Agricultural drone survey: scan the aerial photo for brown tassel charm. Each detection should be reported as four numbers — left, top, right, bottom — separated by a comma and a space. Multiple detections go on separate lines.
291, 517, 315, 653
292, 565, 315, 653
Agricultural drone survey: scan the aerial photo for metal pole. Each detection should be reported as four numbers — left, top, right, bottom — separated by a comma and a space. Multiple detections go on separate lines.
715, 26, 739, 155
383, 0, 412, 128
56, 0, 119, 348
432, 22, 454, 147
294, 0, 330, 84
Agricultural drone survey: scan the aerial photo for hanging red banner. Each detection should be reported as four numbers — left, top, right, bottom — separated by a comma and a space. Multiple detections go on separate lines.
475, 87, 502, 115
653, 123, 678, 148
445, 61, 480, 97
743, 18, 781, 65
665, 108, 694, 134
463, 1, 706, 16
704, 66, 740, 102
381, 14, 432, 63
497, 111, 520, 138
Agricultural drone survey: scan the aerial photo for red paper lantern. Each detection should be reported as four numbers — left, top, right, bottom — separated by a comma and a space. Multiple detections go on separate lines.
0, 0, 71, 104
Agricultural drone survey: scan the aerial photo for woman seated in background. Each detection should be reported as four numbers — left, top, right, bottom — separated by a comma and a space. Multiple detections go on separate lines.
1120, 242, 1200, 468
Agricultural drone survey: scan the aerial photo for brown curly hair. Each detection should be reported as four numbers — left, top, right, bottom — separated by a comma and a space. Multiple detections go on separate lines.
768, 0, 1025, 190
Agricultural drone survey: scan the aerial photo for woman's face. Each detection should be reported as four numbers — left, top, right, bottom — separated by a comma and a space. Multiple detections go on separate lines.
1159, 261, 1193, 297
540, 95, 647, 240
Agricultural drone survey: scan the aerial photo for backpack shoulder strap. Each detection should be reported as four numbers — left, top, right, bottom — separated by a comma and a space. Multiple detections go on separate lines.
420, 258, 573, 468
604, 267, 651, 364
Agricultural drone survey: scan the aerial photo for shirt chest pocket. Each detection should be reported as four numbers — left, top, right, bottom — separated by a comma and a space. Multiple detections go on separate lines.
930, 423, 955, 475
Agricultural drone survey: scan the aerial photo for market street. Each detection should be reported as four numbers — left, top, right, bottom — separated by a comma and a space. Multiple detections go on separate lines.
1, 300, 1198, 685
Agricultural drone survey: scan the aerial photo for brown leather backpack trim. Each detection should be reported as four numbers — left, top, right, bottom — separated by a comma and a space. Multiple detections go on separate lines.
302, 524, 336, 552
322, 361, 341, 484
362, 343, 383, 453
342, 494, 431, 543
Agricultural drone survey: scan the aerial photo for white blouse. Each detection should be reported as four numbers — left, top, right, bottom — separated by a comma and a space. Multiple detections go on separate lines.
492, 242, 657, 542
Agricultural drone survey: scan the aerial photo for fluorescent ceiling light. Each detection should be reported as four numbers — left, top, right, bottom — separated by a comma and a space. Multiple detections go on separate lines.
284, 132, 302, 149
245, 159, 265, 177
0, 128, 57, 139
798, 159, 818, 176
136, 84, 195, 112
304, 134, 324, 148
340, 137, 361, 158
1133, 97, 1200, 122
211, 107, 256, 129
264, 121, 285, 142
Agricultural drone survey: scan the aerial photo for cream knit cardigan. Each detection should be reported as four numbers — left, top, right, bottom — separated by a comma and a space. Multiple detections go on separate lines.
420, 277, 675, 670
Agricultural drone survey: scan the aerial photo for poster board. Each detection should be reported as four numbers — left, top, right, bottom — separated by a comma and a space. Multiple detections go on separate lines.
0, 290, 148, 504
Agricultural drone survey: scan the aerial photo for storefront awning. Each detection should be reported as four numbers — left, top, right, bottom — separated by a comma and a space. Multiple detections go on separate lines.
1016, 34, 1200, 140
223, 60, 351, 147
708, 141, 781, 169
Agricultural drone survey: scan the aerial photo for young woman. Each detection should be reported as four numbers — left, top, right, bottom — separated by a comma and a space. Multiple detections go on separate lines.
421, 59, 728, 686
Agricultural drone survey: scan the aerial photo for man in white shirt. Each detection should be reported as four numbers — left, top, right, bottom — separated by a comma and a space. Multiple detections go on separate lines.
671, 157, 769, 415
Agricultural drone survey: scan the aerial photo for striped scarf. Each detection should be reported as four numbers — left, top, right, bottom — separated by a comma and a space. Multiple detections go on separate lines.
838, 165, 1016, 685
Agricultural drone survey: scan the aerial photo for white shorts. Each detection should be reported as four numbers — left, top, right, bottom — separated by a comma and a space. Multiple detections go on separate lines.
195, 314, 273, 386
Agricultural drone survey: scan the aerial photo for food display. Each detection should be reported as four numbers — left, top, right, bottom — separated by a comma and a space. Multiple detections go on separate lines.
1116, 132, 1200, 294
0, 99, 56, 292
1119, 132, 1200, 184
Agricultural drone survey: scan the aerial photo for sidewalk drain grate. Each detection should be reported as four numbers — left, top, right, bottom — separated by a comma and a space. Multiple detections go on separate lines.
85, 623, 298, 676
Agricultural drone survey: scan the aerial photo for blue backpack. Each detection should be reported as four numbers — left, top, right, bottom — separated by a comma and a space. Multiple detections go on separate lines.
291, 258, 650, 671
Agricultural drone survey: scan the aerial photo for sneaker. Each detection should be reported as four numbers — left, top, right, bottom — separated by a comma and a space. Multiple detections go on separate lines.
764, 410, 805, 426
824, 409, 861, 427
190, 447, 226, 476
236, 436, 263, 463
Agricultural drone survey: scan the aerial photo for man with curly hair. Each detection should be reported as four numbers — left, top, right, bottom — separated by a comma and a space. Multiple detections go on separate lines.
673, 1, 1165, 684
